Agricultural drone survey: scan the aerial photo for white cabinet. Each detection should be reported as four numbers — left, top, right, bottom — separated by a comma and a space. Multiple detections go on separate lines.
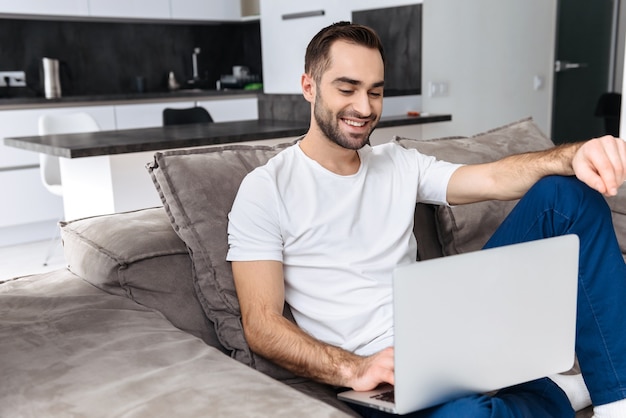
259, 0, 344, 94
88, 0, 170, 20
115, 95, 258, 129
0, 0, 258, 21
171, 0, 239, 21
0, 105, 115, 236
0, 106, 116, 169
0, 168, 63, 230
197, 97, 258, 122
114, 101, 196, 129
0, 0, 89, 17
0, 95, 258, 245
171, 0, 258, 21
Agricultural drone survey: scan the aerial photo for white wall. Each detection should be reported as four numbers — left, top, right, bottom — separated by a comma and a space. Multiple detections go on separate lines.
260, 0, 559, 138
421, 0, 557, 139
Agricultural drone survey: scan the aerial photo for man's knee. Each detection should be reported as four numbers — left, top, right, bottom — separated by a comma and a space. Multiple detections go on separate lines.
527, 176, 610, 216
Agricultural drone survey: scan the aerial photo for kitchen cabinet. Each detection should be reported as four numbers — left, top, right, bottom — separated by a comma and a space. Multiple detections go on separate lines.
170, 0, 258, 21
259, 0, 343, 94
88, 0, 170, 20
0, 0, 257, 21
0, 95, 258, 245
114, 96, 257, 129
0, 105, 115, 243
0, 0, 89, 17
114, 101, 196, 130
196, 97, 258, 122
259, 0, 422, 94
0, 106, 116, 168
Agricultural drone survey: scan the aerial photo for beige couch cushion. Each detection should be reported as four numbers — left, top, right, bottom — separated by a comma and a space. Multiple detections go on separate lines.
0, 270, 350, 418
394, 118, 555, 254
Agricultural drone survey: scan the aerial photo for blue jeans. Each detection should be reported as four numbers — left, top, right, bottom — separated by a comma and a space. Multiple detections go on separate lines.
350, 176, 626, 417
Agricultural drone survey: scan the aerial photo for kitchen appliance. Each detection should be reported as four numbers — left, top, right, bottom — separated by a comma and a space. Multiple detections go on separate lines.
219, 66, 260, 90
42, 57, 61, 99
232, 65, 249, 78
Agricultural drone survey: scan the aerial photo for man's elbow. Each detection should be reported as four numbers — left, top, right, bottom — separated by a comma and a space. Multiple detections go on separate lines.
240, 309, 281, 355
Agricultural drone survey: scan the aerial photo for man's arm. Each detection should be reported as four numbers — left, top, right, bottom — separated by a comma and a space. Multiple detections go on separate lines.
447, 135, 626, 205
232, 260, 394, 391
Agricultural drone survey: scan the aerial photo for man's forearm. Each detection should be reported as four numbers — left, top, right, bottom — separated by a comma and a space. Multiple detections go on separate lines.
490, 142, 582, 198
243, 309, 363, 387
448, 142, 583, 205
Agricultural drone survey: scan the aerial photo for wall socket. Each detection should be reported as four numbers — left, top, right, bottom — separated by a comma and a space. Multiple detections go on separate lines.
0, 71, 26, 87
428, 81, 449, 97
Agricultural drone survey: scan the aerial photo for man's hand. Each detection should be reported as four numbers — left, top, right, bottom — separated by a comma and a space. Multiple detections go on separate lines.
572, 135, 626, 196
347, 347, 395, 391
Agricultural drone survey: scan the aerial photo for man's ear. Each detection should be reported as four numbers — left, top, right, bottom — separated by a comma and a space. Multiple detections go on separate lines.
301, 73, 315, 103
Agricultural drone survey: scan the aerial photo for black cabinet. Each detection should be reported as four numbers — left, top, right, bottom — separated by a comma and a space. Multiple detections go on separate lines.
352, 4, 422, 96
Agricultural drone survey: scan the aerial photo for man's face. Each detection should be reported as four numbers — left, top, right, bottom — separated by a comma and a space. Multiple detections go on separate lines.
312, 41, 384, 150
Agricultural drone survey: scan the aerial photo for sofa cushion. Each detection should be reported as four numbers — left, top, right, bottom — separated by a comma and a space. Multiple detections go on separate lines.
60, 207, 223, 351
605, 183, 626, 258
394, 117, 555, 255
147, 142, 296, 380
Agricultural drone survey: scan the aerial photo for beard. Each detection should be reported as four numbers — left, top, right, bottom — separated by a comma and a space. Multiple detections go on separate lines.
313, 88, 378, 151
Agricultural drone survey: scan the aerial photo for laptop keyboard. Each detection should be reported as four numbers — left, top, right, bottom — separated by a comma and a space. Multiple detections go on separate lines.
371, 389, 395, 403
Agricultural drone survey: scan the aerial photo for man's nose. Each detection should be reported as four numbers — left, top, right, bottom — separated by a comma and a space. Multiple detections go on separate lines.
352, 91, 373, 117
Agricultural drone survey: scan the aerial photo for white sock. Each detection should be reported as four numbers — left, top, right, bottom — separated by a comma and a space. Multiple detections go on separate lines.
549, 373, 592, 411
593, 398, 626, 418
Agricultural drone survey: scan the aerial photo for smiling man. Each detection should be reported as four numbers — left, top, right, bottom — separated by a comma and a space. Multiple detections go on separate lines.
227, 22, 626, 417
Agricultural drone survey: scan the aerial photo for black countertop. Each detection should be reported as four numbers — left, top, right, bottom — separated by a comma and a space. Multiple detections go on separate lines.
4, 114, 451, 159
0, 89, 257, 109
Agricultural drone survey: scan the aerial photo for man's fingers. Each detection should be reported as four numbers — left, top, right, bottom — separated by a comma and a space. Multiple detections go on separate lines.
574, 153, 607, 195
575, 136, 626, 196
601, 136, 626, 193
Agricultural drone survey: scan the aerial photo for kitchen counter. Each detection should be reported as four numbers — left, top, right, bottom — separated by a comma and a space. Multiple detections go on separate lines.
5, 114, 451, 220
0, 88, 256, 110
5, 114, 452, 158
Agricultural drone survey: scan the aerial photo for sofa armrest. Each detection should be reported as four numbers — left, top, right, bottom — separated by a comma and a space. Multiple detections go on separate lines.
60, 207, 224, 351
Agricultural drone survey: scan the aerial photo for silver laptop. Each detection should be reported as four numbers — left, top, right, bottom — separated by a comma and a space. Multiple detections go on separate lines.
338, 235, 579, 415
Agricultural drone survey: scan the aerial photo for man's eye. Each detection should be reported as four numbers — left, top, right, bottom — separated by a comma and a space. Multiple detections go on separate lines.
339, 89, 353, 94
369, 92, 382, 98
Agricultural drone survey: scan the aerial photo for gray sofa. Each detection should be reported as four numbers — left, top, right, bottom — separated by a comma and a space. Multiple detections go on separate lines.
1, 118, 623, 417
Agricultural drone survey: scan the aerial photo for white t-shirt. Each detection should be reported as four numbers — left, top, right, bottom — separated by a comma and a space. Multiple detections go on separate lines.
227, 142, 461, 356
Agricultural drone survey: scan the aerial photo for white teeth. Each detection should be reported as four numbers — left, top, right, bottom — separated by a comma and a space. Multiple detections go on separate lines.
344, 119, 366, 127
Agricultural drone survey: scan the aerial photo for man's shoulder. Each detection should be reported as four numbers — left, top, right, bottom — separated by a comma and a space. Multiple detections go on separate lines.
241, 142, 300, 185
252, 142, 299, 173
368, 141, 417, 164
370, 141, 413, 155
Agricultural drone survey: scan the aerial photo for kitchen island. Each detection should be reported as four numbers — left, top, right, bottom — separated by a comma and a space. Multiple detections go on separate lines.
5, 114, 451, 220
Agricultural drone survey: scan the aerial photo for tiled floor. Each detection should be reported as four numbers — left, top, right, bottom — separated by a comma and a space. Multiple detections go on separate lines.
0, 238, 66, 282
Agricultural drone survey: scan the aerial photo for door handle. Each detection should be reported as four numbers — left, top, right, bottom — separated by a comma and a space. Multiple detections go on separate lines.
554, 60, 588, 72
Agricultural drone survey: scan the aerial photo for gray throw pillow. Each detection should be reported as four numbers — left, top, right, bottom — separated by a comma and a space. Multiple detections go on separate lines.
147, 142, 296, 380
395, 117, 555, 255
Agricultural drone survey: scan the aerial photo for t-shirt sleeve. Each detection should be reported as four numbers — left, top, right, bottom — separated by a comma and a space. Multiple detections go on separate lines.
227, 169, 284, 262
412, 149, 463, 206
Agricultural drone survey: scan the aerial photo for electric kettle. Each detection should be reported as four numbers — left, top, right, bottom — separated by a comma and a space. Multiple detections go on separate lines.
42, 57, 61, 99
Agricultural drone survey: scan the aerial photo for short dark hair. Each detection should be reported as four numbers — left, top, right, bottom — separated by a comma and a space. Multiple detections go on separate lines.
304, 21, 385, 82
